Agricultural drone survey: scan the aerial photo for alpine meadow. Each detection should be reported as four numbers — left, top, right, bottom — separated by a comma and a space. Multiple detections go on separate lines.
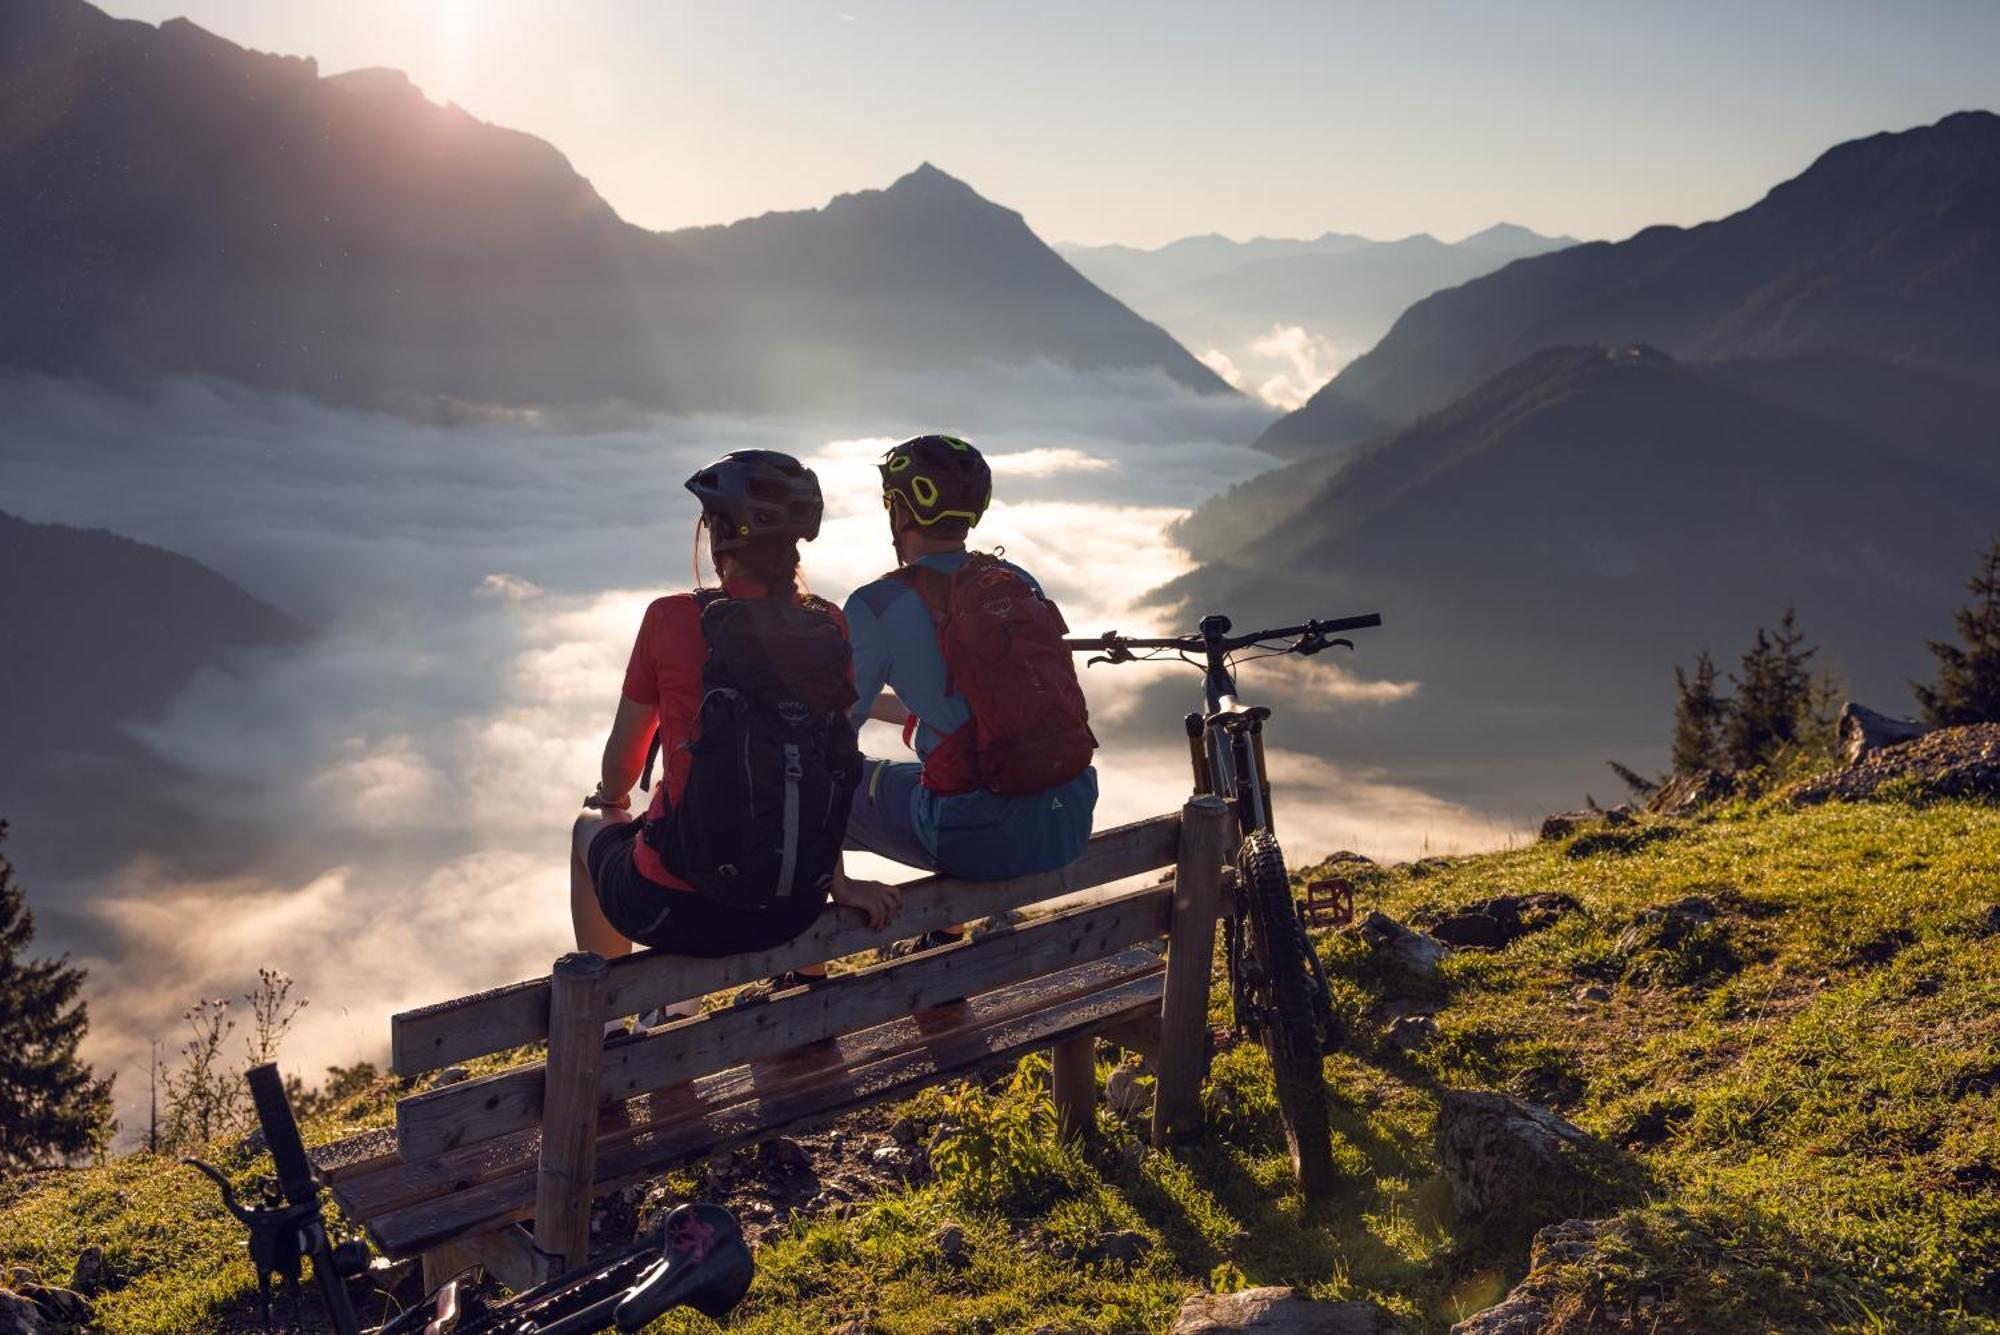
2, 3, 1998, 1333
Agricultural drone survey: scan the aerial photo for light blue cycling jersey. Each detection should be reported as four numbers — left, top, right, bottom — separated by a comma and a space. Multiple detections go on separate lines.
843, 550, 1098, 879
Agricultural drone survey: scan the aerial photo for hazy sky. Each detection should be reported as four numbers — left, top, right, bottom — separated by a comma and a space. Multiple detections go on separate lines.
89, 1, 2000, 247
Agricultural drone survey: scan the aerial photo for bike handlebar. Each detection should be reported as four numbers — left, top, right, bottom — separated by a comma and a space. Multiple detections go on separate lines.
1065, 612, 1381, 658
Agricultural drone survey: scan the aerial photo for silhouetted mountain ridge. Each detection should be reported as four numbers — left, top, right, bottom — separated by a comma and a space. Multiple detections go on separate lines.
0, 509, 304, 766
1261, 111, 2000, 454
1061, 224, 1574, 409
1171, 343, 2000, 812
0, 0, 1227, 413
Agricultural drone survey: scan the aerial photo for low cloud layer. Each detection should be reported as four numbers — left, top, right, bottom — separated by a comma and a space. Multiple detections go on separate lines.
0, 368, 1509, 1137
1200, 324, 1346, 411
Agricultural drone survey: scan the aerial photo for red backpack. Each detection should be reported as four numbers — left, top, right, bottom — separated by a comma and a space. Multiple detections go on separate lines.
892, 553, 1097, 796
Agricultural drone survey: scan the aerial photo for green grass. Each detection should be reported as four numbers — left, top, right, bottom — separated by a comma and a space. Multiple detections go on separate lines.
5, 794, 1996, 1332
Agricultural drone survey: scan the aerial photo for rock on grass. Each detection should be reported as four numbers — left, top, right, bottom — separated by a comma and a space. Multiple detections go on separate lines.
1437, 1092, 1632, 1247
1357, 912, 1450, 977
1172, 1286, 1401, 1332
1450, 1219, 1601, 1334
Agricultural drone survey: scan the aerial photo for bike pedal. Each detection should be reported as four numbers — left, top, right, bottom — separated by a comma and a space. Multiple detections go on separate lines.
1303, 877, 1355, 928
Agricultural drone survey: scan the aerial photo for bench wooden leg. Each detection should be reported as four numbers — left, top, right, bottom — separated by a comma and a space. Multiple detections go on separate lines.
422, 1224, 553, 1295
1050, 1035, 1097, 1140
1152, 796, 1229, 1145
534, 951, 610, 1273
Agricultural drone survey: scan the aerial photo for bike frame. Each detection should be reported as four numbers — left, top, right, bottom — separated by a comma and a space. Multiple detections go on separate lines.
1182, 614, 1279, 842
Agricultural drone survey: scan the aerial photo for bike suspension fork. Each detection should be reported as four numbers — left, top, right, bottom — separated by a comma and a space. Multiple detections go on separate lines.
1247, 718, 1275, 837
1184, 712, 1211, 795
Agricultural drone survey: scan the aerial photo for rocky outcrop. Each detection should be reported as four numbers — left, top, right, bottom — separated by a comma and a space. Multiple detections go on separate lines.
1645, 768, 1736, 817
0, 1280, 93, 1335
1357, 912, 1451, 977
1837, 702, 1932, 764
1172, 1286, 1401, 1333
1450, 1219, 1603, 1334
1788, 723, 2000, 805
1426, 894, 1581, 950
0, 1291, 49, 1335
1537, 811, 1597, 841
1438, 1093, 1620, 1243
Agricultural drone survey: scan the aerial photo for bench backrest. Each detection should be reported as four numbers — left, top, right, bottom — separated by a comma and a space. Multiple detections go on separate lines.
389, 813, 1189, 1158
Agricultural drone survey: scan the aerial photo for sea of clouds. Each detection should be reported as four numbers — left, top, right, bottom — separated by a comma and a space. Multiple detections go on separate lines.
0, 366, 1514, 1138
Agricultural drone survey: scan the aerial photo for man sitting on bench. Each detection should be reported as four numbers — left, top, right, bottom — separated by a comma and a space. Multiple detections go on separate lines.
843, 435, 1100, 957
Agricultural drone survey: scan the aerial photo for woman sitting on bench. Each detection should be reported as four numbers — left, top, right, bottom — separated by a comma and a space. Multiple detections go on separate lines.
569, 450, 900, 1037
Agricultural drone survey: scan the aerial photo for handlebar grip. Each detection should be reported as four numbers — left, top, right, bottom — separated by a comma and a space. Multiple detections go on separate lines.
247, 1062, 316, 1206
1319, 613, 1382, 632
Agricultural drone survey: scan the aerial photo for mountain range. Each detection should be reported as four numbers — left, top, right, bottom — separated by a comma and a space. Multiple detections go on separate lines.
0, 0, 1227, 416
1169, 111, 2000, 812
1257, 111, 2000, 455
1170, 344, 2000, 812
0, 509, 304, 911
1060, 224, 1575, 407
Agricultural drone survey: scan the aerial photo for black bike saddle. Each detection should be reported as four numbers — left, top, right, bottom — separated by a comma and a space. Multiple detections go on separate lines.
612, 1203, 754, 1330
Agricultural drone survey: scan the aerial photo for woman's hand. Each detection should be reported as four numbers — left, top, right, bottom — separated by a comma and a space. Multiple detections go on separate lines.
584, 785, 631, 812
832, 876, 902, 930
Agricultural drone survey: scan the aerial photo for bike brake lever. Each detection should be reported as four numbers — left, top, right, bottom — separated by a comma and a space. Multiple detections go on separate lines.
1330, 638, 1355, 652
1086, 655, 1115, 668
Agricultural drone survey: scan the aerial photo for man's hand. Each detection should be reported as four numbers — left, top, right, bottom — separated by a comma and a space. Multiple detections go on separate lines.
832, 876, 902, 929
584, 786, 631, 812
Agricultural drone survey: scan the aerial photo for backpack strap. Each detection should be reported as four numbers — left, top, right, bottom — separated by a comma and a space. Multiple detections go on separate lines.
641, 588, 732, 792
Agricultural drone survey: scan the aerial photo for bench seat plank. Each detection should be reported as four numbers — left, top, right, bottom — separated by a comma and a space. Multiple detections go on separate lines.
395, 886, 1171, 1160
343, 953, 1164, 1257
390, 812, 1181, 1075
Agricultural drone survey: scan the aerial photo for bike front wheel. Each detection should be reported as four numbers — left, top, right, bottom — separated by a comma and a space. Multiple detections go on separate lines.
1237, 829, 1339, 1211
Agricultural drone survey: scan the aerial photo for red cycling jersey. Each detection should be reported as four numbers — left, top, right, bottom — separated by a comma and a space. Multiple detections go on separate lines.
619, 578, 849, 889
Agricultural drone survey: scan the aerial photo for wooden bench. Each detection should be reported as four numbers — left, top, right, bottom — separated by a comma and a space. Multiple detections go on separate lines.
310, 797, 1230, 1292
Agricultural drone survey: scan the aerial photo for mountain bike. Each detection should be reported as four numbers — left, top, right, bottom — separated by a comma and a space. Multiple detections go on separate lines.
188, 1063, 753, 1333
1069, 611, 1381, 1207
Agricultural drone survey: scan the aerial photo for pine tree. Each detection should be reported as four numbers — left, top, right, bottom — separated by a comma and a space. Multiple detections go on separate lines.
1770, 608, 1817, 728
1914, 540, 2000, 726
1671, 649, 1728, 774
1723, 610, 1816, 771
0, 822, 114, 1173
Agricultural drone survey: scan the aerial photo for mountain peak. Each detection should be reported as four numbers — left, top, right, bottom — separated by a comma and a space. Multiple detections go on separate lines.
325, 66, 427, 105
1456, 222, 1579, 255
885, 161, 980, 200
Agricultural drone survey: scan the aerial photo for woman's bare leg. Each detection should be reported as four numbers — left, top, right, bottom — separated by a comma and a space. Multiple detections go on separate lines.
570, 808, 635, 959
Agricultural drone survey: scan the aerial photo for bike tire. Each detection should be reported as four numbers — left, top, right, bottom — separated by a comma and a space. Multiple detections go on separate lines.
1237, 830, 1339, 1212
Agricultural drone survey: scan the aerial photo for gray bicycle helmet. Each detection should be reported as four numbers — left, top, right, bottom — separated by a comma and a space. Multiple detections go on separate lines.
878, 434, 991, 529
684, 450, 824, 552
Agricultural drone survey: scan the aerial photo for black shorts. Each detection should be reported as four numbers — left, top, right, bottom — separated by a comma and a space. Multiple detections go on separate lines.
587, 819, 824, 956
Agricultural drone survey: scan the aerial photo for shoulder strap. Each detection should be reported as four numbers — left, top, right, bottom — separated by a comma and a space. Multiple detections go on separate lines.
887, 563, 954, 619
645, 588, 727, 792
796, 591, 841, 620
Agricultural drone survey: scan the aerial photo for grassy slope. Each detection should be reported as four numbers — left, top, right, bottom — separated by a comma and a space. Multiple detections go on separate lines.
3, 794, 1994, 1333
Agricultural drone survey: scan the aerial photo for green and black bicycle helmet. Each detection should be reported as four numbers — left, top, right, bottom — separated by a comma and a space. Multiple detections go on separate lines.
685, 449, 824, 552
878, 434, 991, 530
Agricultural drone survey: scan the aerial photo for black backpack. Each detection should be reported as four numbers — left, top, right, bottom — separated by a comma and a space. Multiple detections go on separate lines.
642, 592, 860, 912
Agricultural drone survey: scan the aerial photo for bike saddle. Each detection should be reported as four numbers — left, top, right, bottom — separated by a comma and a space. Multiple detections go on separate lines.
612, 1203, 754, 1330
